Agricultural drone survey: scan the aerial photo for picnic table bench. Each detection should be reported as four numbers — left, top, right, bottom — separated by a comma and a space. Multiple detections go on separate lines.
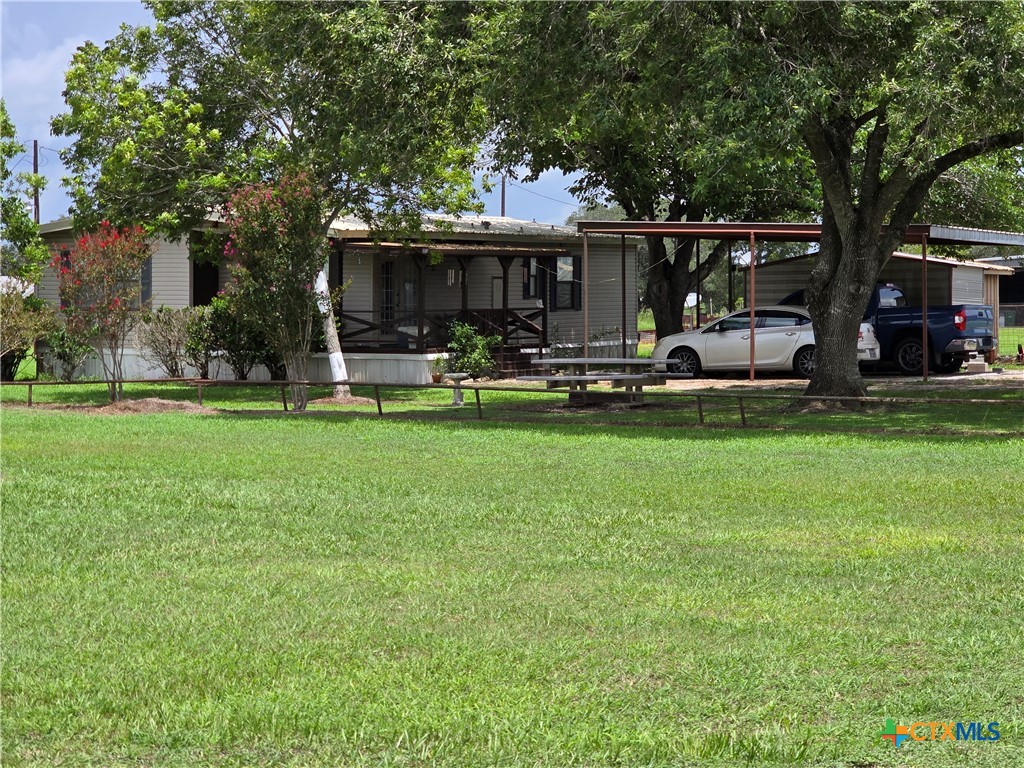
522, 358, 691, 404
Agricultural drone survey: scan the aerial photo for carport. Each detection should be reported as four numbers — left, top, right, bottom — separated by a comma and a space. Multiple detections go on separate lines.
574, 221, 1024, 381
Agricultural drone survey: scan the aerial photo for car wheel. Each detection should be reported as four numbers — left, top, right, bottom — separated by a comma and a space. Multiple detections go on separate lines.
894, 338, 925, 375
793, 345, 816, 378
667, 347, 701, 377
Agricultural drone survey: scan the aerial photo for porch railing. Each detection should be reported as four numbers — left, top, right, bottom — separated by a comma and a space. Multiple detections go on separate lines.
337, 307, 546, 350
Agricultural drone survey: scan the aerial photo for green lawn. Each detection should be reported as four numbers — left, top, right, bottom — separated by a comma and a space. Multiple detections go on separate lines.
2, 403, 1022, 767
999, 326, 1024, 357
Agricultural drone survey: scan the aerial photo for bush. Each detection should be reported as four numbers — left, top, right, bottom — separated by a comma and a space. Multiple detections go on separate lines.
184, 306, 215, 379
209, 295, 267, 381
447, 321, 500, 378
138, 306, 191, 378
44, 323, 94, 381
1, 292, 54, 381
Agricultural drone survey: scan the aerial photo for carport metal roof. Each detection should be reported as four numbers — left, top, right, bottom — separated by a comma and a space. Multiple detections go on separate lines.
573, 221, 1024, 380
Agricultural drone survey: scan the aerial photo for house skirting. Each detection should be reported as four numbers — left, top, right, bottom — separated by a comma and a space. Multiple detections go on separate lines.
48, 348, 445, 386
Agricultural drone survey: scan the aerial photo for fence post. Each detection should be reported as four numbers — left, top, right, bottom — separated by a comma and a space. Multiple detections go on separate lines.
27, 383, 33, 407
280, 385, 288, 411
474, 388, 483, 420
373, 385, 383, 416
737, 396, 746, 427
696, 394, 703, 425
197, 383, 203, 406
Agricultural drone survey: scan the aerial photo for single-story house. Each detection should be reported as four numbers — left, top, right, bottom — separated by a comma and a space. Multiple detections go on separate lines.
37, 214, 638, 384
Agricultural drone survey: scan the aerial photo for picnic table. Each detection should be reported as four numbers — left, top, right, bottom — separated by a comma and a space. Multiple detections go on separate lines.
519, 357, 691, 404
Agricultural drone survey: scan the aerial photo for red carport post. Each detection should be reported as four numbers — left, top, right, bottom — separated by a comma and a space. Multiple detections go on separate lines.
583, 230, 590, 358
621, 235, 628, 357
749, 231, 757, 381
921, 235, 929, 382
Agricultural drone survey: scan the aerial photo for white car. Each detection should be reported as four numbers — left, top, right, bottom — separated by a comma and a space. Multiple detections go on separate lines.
652, 307, 877, 378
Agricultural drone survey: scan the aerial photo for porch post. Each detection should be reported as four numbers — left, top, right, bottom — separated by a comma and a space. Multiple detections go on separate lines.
583, 230, 590, 358
414, 251, 427, 352
539, 256, 550, 350
621, 235, 628, 357
921, 235, 929, 382
457, 255, 470, 314
749, 231, 757, 382
498, 254, 514, 369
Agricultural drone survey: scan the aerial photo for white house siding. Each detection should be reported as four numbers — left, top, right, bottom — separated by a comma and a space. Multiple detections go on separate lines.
150, 238, 190, 308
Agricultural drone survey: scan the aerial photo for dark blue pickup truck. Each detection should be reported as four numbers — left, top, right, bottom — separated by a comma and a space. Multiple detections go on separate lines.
781, 283, 995, 374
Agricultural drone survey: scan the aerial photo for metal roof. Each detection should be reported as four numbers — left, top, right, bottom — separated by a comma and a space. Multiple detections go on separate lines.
574, 220, 1024, 247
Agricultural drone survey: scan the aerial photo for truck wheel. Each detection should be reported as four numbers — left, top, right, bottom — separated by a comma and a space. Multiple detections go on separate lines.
933, 356, 963, 374
894, 338, 925, 375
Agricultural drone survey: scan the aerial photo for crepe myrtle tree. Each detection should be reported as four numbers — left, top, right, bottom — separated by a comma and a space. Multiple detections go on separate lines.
222, 172, 340, 412
53, 222, 152, 401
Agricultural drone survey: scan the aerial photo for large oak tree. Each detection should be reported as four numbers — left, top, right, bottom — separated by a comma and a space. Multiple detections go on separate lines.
723, 1, 1024, 396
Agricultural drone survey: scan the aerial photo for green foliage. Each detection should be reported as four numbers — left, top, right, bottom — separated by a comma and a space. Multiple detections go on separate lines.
54, 222, 152, 400
473, 4, 817, 338
183, 305, 215, 379
208, 295, 267, 382
42, 323, 94, 381
1, 100, 48, 283
222, 172, 327, 409
0, 293, 54, 380
446, 321, 500, 378
52, 2, 483, 239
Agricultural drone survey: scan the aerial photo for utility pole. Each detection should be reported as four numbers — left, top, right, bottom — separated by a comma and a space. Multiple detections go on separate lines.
33, 140, 40, 224
500, 175, 506, 217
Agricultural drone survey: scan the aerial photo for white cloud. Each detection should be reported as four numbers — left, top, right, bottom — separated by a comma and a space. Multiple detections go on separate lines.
2, 36, 83, 137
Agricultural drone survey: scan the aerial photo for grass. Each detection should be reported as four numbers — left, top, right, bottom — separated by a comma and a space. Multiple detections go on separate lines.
999, 326, 1023, 357
2, 402, 1023, 767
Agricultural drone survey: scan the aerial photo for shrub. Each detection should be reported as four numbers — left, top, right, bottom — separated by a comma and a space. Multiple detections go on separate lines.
184, 306, 215, 379
209, 295, 266, 381
1, 291, 54, 381
138, 306, 191, 378
447, 321, 500, 378
44, 323, 94, 381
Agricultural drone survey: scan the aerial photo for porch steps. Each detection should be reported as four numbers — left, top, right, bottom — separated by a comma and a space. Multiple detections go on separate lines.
498, 348, 541, 379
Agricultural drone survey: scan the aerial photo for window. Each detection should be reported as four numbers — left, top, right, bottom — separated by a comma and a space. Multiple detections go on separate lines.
553, 255, 581, 310
878, 286, 907, 308
760, 309, 809, 328
522, 257, 539, 299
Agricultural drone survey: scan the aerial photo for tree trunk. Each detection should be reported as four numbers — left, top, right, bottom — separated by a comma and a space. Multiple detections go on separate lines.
804, 209, 880, 399
643, 236, 688, 338
283, 349, 309, 411
316, 266, 350, 398
643, 236, 730, 339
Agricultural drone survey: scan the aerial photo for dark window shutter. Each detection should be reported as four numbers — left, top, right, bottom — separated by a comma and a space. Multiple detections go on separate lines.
140, 256, 153, 307
572, 256, 582, 310
549, 258, 559, 311
522, 257, 531, 300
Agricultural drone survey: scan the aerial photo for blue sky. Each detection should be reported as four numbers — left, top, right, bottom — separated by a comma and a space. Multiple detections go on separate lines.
1, 0, 586, 226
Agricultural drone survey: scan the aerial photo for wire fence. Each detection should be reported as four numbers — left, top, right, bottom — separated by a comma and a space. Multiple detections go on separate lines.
1, 377, 1017, 431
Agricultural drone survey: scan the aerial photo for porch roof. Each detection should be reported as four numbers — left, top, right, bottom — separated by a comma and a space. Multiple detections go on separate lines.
341, 241, 569, 259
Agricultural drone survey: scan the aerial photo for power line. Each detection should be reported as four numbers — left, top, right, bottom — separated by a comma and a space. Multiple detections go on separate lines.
506, 180, 578, 207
